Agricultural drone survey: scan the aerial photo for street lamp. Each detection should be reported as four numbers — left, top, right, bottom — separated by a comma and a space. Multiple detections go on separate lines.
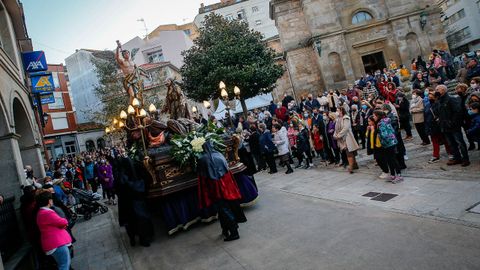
203, 100, 211, 109
219, 81, 235, 128
120, 110, 128, 120
127, 105, 135, 115
234, 86, 241, 97
192, 106, 197, 113
420, 11, 427, 30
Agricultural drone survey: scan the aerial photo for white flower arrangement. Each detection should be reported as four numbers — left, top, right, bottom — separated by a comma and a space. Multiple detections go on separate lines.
190, 137, 206, 153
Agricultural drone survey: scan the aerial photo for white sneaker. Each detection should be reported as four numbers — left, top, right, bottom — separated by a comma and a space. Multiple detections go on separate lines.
379, 172, 389, 179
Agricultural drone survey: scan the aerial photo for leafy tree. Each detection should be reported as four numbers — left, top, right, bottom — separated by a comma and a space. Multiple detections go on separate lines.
91, 55, 126, 124
180, 13, 283, 116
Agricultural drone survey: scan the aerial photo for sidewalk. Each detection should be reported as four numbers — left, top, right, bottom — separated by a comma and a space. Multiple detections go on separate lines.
260, 138, 480, 226
70, 207, 133, 270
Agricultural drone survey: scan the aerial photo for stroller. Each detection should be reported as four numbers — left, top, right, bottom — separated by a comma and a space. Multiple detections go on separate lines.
71, 188, 108, 220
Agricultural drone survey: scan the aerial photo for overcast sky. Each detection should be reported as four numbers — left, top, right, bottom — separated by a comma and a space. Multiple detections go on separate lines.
22, 0, 218, 64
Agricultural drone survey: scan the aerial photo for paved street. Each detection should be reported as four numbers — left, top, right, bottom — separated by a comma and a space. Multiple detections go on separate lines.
72, 140, 480, 270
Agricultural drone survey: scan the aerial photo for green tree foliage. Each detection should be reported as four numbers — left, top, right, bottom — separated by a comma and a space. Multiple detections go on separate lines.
180, 14, 283, 113
91, 56, 127, 124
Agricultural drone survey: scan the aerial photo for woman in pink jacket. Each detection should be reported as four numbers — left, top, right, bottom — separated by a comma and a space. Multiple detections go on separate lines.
36, 190, 72, 270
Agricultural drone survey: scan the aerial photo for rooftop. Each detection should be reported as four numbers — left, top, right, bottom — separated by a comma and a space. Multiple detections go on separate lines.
199, 0, 249, 14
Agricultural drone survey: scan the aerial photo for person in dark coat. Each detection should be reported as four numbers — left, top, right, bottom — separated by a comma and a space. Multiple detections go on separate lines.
433, 85, 470, 166
395, 92, 412, 140
258, 123, 277, 174
246, 125, 265, 171
117, 156, 154, 247
296, 122, 313, 169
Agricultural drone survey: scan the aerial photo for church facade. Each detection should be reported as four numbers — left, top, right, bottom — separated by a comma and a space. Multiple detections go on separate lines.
270, 0, 448, 96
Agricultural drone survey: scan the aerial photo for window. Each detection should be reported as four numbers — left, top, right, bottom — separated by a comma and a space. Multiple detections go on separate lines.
225, 14, 234, 21
237, 10, 245, 20
252, 6, 259, 13
255, 20, 262, 26
48, 92, 64, 109
352, 11, 373, 24
65, 141, 76, 154
445, 9, 465, 25
52, 116, 68, 130
146, 49, 164, 63
446, 27, 472, 46
52, 72, 60, 88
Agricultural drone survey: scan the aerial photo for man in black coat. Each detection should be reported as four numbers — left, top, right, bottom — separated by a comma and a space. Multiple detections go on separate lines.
433, 85, 470, 166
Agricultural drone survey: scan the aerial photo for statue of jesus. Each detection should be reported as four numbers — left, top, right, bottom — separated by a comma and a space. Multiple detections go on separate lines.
115, 40, 148, 105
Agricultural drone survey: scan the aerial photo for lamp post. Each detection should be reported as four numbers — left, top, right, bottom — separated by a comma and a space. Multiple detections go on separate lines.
219, 81, 241, 129
110, 98, 158, 156
420, 11, 427, 30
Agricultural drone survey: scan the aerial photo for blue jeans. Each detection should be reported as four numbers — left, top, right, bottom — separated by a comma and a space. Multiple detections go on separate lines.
51, 245, 71, 270
444, 131, 469, 162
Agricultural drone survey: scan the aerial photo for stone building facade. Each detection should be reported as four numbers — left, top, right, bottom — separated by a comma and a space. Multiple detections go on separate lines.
270, 0, 449, 96
1, 0, 44, 267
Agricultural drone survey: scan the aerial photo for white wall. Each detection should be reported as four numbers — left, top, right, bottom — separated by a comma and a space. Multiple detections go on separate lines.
76, 129, 105, 152
65, 50, 104, 123
194, 0, 278, 40
122, 30, 193, 69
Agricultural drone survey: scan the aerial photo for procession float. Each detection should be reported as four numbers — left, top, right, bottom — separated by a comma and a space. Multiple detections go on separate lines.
110, 41, 258, 235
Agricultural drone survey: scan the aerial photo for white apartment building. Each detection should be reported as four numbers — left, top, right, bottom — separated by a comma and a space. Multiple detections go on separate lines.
439, 0, 480, 55
65, 49, 106, 124
194, 0, 278, 40
121, 30, 193, 69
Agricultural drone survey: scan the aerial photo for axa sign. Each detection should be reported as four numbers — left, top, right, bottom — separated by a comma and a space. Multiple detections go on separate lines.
22, 51, 48, 73
31, 73, 55, 93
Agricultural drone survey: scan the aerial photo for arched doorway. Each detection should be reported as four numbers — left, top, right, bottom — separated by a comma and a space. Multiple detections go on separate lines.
406, 32, 422, 63
12, 98, 43, 177
86, 140, 96, 151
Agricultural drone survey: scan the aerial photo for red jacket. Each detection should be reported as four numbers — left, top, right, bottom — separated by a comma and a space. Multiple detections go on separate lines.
275, 106, 288, 122
36, 208, 71, 252
311, 130, 324, 151
379, 86, 398, 103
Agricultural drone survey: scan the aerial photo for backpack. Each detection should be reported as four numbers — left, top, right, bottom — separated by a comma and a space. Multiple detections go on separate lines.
378, 119, 398, 148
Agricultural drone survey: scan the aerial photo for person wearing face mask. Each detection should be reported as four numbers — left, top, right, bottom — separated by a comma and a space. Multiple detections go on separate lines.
98, 159, 116, 204
425, 92, 452, 163
305, 93, 320, 111
333, 107, 360, 173
433, 85, 470, 166
466, 102, 480, 149
410, 89, 430, 145
470, 77, 480, 92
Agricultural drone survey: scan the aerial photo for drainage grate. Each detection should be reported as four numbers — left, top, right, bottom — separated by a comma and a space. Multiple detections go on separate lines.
371, 193, 398, 202
362, 192, 381, 197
